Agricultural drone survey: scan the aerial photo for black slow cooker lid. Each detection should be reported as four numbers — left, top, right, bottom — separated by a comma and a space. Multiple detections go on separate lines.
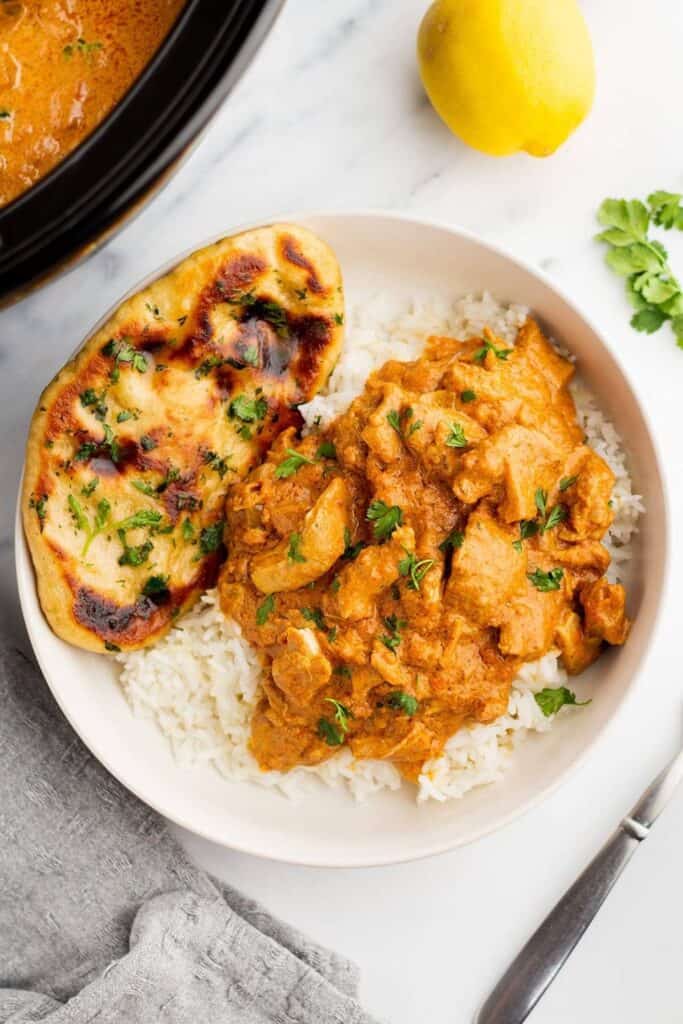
0, 0, 285, 304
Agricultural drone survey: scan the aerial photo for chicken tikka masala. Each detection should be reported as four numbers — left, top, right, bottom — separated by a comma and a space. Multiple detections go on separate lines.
220, 318, 630, 782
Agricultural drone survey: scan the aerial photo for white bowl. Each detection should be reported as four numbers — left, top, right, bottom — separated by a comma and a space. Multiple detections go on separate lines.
15, 212, 669, 867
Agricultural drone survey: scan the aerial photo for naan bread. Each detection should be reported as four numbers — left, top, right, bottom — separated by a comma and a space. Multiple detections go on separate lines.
23, 223, 344, 652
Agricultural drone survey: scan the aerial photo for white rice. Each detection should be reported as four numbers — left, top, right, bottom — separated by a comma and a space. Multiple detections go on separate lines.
118, 293, 642, 803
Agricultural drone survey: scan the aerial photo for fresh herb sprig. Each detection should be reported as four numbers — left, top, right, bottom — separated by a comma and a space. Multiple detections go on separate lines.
534, 686, 591, 717
596, 196, 683, 346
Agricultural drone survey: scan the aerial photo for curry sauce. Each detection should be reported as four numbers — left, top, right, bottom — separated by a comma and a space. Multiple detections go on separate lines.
0, 0, 185, 206
218, 319, 630, 781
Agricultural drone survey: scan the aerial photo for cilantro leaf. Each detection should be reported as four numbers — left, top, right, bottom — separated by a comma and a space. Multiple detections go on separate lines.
527, 567, 564, 592
534, 686, 591, 718
287, 532, 306, 563
256, 594, 275, 626
229, 394, 268, 423
559, 475, 579, 492
317, 717, 344, 746
342, 527, 364, 561
397, 550, 434, 592
648, 191, 683, 231
302, 606, 326, 630
439, 529, 464, 552
324, 698, 353, 734
141, 574, 170, 600
366, 500, 403, 541
445, 422, 468, 448
275, 448, 314, 479
386, 691, 419, 716
199, 521, 224, 556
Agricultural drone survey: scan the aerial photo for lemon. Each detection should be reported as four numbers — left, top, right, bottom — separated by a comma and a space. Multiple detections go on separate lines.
417, 0, 596, 157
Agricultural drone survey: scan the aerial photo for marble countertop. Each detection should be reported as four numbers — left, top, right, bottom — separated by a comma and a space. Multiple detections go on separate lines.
2, 1, 683, 1020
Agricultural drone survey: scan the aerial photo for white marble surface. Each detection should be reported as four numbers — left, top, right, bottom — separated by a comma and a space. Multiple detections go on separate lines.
3, 1, 683, 1021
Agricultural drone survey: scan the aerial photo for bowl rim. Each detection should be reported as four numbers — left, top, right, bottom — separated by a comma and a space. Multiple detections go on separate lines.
14, 209, 672, 867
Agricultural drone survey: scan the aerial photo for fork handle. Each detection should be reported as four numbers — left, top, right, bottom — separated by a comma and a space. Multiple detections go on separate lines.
474, 824, 642, 1024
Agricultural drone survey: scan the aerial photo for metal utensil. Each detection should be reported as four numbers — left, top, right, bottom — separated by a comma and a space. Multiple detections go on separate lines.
475, 745, 683, 1024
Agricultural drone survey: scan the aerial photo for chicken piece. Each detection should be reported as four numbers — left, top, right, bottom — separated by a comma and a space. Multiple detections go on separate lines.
559, 448, 615, 540
554, 608, 602, 675
497, 587, 565, 661
447, 508, 526, 623
361, 383, 408, 463
250, 477, 351, 593
553, 540, 611, 579
452, 423, 564, 522
404, 390, 487, 482
434, 628, 514, 721
512, 318, 575, 396
250, 699, 330, 771
580, 579, 630, 645
371, 640, 419, 690
335, 526, 415, 621
350, 717, 436, 765
271, 627, 332, 708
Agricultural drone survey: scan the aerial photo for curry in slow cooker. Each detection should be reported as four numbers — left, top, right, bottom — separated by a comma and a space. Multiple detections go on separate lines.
0, 0, 185, 206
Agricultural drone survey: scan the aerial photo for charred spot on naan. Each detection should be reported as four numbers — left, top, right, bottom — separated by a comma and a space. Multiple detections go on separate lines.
23, 223, 344, 653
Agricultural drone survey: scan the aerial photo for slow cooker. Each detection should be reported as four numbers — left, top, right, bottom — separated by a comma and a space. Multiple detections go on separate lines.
0, 0, 285, 307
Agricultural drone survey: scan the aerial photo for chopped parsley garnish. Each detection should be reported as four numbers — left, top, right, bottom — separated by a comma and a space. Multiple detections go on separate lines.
534, 686, 590, 718
229, 394, 268, 423
203, 450, 231, 478
131, 479, 157, 498
141, 574, 170, 600
194, 355, 224, 379
0, 109, 11, 120
256, 594, 276, 626
387, 691, 419, 716
330, 576, 341, 594
81, 477, 99, 497
535, 489, 548, 518
117, 533, 153, 567
460, 390, 477, 403
439, 529, 464, 553
333, 665, 352, 679
366, 500, 403, 541
302, 607, 326, 630
398, 550, 434, 592
116, 409, 138, 423
79, 388, 108, 421
379, 614, 407, 653
387, 408, 422, 439
287, 532, 306, 563
181, 519, 195, 541
342, 527, 364, 561
317, 717, 344, 746
242, 345, 259, 367
472, 338, 511, 363
102, 338, 148, 379
115, 509, 163, 532
559, 475, 579, 492
527, 567, 564, 592
541, 504, 567, 533
334, 312, 345, 325
199, 521, 224, 556
445, 422, 468, 448
63, 37, 103, 60
232, 295, 289, 337
68, 494, 111, 556
139, 435, 157, 451
104, 641, 121, 653
324, 698, 353, 734
29, 494, 48, 525
275, 448, 315, 480
316, 441, 337, 460
145, 302, 162, 320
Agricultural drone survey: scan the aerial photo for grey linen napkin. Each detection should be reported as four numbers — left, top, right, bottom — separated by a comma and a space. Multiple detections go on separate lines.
0, 634, 379, 1023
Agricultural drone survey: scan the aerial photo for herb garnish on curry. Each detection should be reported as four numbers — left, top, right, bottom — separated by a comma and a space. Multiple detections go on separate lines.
218, 319, 630, 780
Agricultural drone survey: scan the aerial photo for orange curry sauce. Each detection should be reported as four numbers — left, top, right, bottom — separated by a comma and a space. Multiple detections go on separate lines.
0, 0, 185, 206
